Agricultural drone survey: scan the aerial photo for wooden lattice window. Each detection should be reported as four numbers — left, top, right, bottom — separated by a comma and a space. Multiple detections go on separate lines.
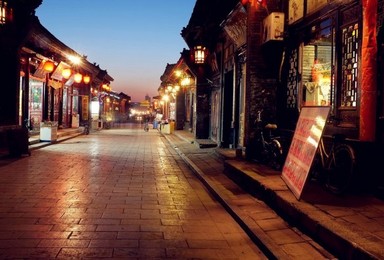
341, 23, 359, 107
287, 48, 298, 108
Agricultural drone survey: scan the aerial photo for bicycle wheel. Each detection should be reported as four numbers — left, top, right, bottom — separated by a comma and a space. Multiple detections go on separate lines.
269, 139, 283, 170
326, 144, 356, 194
309, 151, 325, 183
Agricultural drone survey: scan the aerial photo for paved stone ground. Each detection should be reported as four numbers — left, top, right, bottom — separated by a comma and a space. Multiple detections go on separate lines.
163, 132, 335, 259
0, 125, 264, 259
165, 129, 384, 259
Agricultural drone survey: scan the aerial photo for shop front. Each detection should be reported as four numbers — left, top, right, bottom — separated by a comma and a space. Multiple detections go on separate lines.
280, 0, 382, 190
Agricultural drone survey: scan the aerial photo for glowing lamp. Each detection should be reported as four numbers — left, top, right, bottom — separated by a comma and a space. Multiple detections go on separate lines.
241, 0, 267, 7
83, 75, 91, 84
74, 72, 83, 83
181, 76, 191, 86
62, 68, 72, 79
194, 45, 206, 64
43, 60, 55, 73
0, 0, 12, 25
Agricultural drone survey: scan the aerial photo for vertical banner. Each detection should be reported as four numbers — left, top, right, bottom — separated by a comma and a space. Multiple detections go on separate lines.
82, 96, 89, 120
281, 106, 330, 199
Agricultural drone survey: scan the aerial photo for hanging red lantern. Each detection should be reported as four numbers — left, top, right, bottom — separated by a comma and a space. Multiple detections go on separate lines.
43, 60, 54, 73
83, 75, 91, 84
62, 68, 72, 79
74, 72, 83, 83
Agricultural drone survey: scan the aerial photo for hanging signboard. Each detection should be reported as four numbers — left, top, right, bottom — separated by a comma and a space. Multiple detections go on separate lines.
281, 106, 330, 199
288, 0, 304, 24
82, 96, 89, 120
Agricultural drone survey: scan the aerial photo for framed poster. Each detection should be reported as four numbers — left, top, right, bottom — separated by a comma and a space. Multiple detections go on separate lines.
281, 106, 330, 199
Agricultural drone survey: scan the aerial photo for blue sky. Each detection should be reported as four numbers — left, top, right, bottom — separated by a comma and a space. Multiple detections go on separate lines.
36, 0, 196, 102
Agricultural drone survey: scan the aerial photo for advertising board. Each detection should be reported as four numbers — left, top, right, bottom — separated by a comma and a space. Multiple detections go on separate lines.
281, 106, 330, 199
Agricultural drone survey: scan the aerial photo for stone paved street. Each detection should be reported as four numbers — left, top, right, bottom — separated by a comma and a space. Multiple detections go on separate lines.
0, 124, 265, 259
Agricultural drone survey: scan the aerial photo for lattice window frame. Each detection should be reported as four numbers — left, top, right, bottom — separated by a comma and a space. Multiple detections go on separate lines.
287, 48, 298, 108
340, 22, 359, 108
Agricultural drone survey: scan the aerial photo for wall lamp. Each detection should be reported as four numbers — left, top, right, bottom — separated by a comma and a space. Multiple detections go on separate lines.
194, 45, 206, 64
0, 0, 12, 25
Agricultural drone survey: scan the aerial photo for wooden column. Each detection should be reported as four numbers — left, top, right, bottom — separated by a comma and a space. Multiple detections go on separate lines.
360, 0, 378, 141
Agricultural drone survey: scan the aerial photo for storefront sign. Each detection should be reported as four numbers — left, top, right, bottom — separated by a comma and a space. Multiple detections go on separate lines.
223, 7, 247, 47
281, 106, 330, 199
289, 0, 304, 24
307, 0, 328, 14
82, 96, 89, 120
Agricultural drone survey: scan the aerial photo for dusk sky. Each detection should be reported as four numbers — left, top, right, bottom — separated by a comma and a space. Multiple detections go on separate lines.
35, 0, 196, 102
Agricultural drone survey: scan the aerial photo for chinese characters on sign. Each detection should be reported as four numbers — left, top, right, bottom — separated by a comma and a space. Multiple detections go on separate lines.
281, 106, 330, 199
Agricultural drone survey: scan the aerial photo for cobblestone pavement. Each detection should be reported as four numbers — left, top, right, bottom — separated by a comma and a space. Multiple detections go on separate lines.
0, 124, 265, 259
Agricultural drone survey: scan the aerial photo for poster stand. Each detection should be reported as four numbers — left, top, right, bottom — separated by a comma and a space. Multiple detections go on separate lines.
281, 106, 330, 199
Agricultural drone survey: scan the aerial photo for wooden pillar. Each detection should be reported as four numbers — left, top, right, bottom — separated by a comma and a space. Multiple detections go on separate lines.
360, 0, 378, 141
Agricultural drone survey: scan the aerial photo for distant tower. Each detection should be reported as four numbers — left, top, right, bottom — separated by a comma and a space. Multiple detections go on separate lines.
145, 94, 150, 102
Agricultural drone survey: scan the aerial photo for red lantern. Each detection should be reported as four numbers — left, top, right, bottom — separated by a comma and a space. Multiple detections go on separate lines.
257, 0, 267, 8
43, 60, 54, 73
62, 68, 72, 79
83, 75, 91, 84
74, 72, 83, 83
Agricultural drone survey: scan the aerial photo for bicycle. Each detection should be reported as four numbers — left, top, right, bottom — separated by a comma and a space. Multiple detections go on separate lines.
310, 134, 356, 195
254, 110, 284, 170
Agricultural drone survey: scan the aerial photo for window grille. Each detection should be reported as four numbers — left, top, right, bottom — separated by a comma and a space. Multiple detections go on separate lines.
287, 48, 298, 108
341, 23, 359, 107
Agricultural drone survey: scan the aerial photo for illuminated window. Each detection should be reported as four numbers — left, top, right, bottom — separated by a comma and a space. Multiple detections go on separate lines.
301, 19, 335, 108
